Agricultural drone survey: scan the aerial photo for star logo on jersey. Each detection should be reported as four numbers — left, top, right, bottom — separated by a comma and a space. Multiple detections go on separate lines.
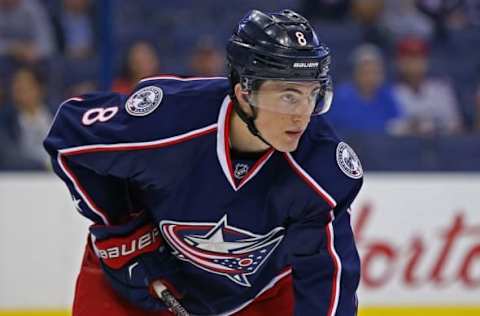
160, 215, 284, 287
125, 86, 163, 116
71, 195, 82, 213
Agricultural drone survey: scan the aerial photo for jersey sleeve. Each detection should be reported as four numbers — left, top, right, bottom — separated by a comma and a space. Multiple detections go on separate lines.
283, 121, 364, 315
44, 93, 147, 224
44, 91, 183, 311
287, 180, 362, 316
44, 78, 227, 225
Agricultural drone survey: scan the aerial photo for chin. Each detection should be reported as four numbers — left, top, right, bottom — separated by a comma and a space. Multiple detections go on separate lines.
273, 140, 300, 153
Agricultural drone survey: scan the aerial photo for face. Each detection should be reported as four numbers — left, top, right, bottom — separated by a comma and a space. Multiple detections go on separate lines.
63, 0, 90, 13
0, 0, 20, 10
354, 59, 384, 94
128, 42, 160, 80
12, 69, 43, 111
397, 55, 428, 84
243, 81, 320, 152
352, 0, 384, 23
190, 47, 224, 76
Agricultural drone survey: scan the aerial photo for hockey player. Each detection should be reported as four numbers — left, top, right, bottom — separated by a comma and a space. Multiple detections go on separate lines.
44, 9, 363, 316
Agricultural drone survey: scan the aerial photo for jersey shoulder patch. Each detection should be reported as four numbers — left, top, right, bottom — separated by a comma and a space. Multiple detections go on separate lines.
125, 85, 163, 117
336, 142, 363, 179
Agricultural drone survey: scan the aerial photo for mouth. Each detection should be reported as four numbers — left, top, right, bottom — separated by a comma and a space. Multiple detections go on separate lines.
286, 128, 304, 134
285, 130, 304, 139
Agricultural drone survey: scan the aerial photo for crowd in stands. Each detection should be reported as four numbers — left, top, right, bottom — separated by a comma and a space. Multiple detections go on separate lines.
0, 0, 479, 171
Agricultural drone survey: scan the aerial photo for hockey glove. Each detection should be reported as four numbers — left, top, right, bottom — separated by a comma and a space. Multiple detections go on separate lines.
89, 215, 184, 312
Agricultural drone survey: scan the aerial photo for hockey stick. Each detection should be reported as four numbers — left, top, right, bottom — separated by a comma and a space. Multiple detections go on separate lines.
152, 280, 190, 316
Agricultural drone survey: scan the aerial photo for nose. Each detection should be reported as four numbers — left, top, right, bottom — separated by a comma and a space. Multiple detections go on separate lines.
293, 96, 316, 116
291, 112, 310, 125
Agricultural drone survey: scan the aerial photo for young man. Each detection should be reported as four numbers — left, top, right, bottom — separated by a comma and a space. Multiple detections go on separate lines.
45, 9, 363, 316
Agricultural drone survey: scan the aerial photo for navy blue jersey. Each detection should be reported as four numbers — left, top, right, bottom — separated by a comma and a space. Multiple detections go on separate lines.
44, 76, 363, 316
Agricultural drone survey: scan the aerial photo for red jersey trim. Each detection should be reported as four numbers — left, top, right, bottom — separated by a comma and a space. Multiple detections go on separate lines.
326, 211, 342, 316
283, 152, 337, 207
217, 97, 275, 192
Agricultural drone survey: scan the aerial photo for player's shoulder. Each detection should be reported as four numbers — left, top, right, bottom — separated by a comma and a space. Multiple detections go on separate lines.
125, 75, 230, 132
289, 116, 363, 206
45, 76, 230, 150
133, 75, 230, 111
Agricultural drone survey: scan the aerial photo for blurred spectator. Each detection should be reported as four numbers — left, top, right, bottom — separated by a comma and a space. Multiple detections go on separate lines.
325, 44, 402, 134
416, 0, 463, 41
57, 0, 96, 59
0, 83, 8, 142
393, 36, 463, 135
300, 0, 351, 22
464, 0, 480, 26
112, 40, 161, 94
381, 0, 434, 41
65, 80, 97, 98
420, 0, 480, 30
5, 67, 52, 169
350, 0, 389, 47
0, 0, 56, 64
188, 38, 224, 76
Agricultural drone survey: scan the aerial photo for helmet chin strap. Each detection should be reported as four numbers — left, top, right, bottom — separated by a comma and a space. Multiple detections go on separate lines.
233, 100, 272, 148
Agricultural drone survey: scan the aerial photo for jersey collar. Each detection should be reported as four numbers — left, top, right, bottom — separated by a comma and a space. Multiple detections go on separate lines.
217, 96, 274, 191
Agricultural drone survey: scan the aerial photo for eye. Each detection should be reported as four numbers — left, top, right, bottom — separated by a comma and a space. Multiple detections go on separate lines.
281, 93, 298, 104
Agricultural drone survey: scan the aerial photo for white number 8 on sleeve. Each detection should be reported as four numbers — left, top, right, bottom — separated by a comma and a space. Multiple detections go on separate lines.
82, 106, 119, 126
295, 32, 307, 46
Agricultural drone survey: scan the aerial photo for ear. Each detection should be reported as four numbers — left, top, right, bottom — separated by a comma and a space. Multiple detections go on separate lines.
233, 83, 255, 116
234, 83, 249, 105
234, 83, 247, 102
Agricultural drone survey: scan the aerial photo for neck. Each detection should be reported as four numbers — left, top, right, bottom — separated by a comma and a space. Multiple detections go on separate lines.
230, 110, 270, 153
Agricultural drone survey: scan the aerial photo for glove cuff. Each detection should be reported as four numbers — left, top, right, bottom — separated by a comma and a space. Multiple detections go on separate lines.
90, 222, 163, 269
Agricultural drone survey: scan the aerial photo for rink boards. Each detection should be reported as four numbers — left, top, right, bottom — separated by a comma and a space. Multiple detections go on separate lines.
0, 173, 478, 315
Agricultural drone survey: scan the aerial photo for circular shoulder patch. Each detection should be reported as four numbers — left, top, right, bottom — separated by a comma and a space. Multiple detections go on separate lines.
336, 142, 363, 179
125, 86, 163, 116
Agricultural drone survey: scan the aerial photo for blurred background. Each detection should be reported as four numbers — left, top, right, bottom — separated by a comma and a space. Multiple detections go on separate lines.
0, 0, 479, 315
